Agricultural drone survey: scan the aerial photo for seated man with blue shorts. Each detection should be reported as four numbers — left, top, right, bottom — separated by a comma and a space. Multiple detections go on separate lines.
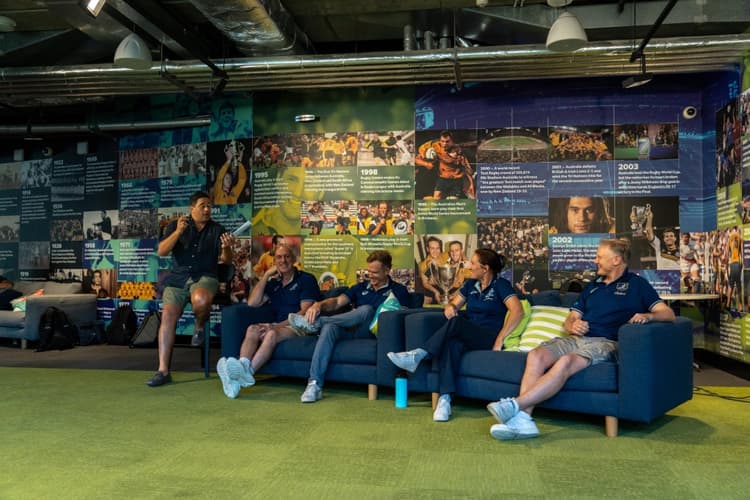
486, 238, 675, 439
216, 243, 320, 398
147, 191, 234, 387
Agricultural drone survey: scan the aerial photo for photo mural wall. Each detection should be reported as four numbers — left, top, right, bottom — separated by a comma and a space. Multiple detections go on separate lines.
0, 74, 748, 363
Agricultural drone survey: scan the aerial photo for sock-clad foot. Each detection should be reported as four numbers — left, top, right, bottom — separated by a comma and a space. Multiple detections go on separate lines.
301, 380, 322, 403
190, 328, 205, 347
387, 348, 427, 373
486, 397, 519, 424
433, 394, 452, 422
227, 357, 255, 387
146, 371, 172, 387
216, 357, 240, 398
489, 412, 539, 440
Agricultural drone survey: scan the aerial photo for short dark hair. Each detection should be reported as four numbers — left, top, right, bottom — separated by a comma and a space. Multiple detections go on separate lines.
271, 234, 284, 245
189, 191, 210, 206
367, 250, 392, 270
474, 248, 505, 275
426, 236, 442, 251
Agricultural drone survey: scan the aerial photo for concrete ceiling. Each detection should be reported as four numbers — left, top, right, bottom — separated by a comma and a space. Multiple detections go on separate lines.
0, 0, 749, 119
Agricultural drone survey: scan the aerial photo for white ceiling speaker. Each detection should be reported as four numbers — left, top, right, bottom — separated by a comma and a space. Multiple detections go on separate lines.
113, 33, 152, 70
0, 15, 16, 32
546, 11, 588, 52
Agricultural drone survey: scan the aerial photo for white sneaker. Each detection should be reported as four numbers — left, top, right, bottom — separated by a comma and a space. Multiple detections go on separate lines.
490, 412, 539, 440
216, 357, 240, 399
226, 357, 255, 387
486, 397, 519, 424
433, 394, 452, 422
288, 313, 321, 335
387, 348, 427, 373
301, 380, 322, 403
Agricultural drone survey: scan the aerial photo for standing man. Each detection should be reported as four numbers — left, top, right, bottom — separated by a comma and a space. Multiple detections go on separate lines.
147, 191, 235, 387
644, 206, 679, 270
217, 244, 320, 398
486, 238, 674, 439
415, 130, 454, 199
288, 250, 410, 402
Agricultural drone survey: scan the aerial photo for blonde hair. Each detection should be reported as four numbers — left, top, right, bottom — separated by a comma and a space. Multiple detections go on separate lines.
600, 238, 631, 262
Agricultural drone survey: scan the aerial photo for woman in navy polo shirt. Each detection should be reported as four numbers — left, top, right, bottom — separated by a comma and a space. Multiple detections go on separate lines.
388, 248, 523, 422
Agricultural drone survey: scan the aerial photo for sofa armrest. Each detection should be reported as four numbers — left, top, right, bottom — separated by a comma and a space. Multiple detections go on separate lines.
401, 310, 447, 392
24, 294, 97, 341
617, 316, 693, 423
376, 308, 431, 386
219, 303, 275, 358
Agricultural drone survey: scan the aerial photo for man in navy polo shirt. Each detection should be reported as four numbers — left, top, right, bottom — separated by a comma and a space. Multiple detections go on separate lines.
291, 250, 410, 403
216, 243, 320, 398
487, 238, 675, 439
148, 191, 235, 387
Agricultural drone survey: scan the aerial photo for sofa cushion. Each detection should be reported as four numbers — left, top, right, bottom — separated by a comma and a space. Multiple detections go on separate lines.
460, 350, 617, 392
0, 310, 25, 328
43, 281, 83, 295
518, 305, 569, 352
11, 289, 44, 312
14, 280, 81, 296
272, 335, 376, 365
502, 299, 531, 351
368, 292, 403, 335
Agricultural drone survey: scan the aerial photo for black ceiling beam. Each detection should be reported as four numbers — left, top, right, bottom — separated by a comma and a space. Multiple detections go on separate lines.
115, 0, 228, 79
629, 0, 679, 62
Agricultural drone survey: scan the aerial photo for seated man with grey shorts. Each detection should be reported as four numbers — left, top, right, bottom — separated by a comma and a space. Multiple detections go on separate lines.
485, 238, 675, 439
147, 191, 235, 387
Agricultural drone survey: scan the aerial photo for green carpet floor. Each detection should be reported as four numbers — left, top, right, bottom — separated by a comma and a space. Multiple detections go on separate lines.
1, 367, 748, 499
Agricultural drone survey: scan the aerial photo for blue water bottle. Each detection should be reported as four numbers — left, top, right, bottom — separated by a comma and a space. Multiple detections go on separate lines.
395, 373, 408, 408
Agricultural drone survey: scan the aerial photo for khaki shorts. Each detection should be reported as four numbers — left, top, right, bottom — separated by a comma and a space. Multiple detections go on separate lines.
540, 335, 617, 366
162, 276, 219, 308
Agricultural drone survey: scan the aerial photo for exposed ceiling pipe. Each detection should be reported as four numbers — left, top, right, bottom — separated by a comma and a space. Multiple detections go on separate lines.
188, 0, 313, 56
630, 0, 679, 62
0, 116, 211, 136
0, 34, 747, 107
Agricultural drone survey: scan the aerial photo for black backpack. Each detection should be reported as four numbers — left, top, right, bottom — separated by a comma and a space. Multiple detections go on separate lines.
106, 305, 137, 345
130, 311, 161, 348
37, 306, 77, 352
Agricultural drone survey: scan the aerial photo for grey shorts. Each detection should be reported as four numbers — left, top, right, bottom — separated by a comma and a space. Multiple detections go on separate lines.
162, 276, 219, 308
539, 335, 617, 365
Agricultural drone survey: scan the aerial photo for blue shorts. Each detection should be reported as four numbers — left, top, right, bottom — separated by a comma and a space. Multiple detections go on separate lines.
539, 335, 617, 365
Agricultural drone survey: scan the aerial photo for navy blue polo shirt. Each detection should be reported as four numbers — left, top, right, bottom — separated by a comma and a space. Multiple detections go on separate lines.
264, 269, 321, 322
162, 219, 226, 288
458, 277, 517, 331
572, 270, 662, 341
344, 278, 410, 309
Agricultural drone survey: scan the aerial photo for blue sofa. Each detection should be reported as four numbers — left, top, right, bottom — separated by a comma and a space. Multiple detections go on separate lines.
219, 291, 424, 400
379, 290, 693, 437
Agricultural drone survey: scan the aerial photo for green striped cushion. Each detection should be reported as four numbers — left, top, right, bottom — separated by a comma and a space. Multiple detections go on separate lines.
518, 305, 569, 352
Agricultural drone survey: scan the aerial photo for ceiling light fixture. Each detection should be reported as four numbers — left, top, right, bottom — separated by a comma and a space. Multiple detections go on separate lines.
113, 33, 153, 70
84, 0, 107, 17
0, 15, 16, 32
622, 54, 653, 89
546, 11, 588, 52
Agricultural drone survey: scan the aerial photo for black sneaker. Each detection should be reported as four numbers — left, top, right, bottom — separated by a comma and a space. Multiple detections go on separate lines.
146, 371, 172, 387
191, 329, 205, 347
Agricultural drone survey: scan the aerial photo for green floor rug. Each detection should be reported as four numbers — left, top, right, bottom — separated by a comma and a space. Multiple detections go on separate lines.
1, 367, 748, 499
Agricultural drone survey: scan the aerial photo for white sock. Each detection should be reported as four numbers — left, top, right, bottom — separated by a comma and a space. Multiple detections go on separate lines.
240, 357, 253, 374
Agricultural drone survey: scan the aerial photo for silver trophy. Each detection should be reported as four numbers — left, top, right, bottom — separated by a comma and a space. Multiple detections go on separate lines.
630, 203, 651, 238
437, 264, 457, 305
